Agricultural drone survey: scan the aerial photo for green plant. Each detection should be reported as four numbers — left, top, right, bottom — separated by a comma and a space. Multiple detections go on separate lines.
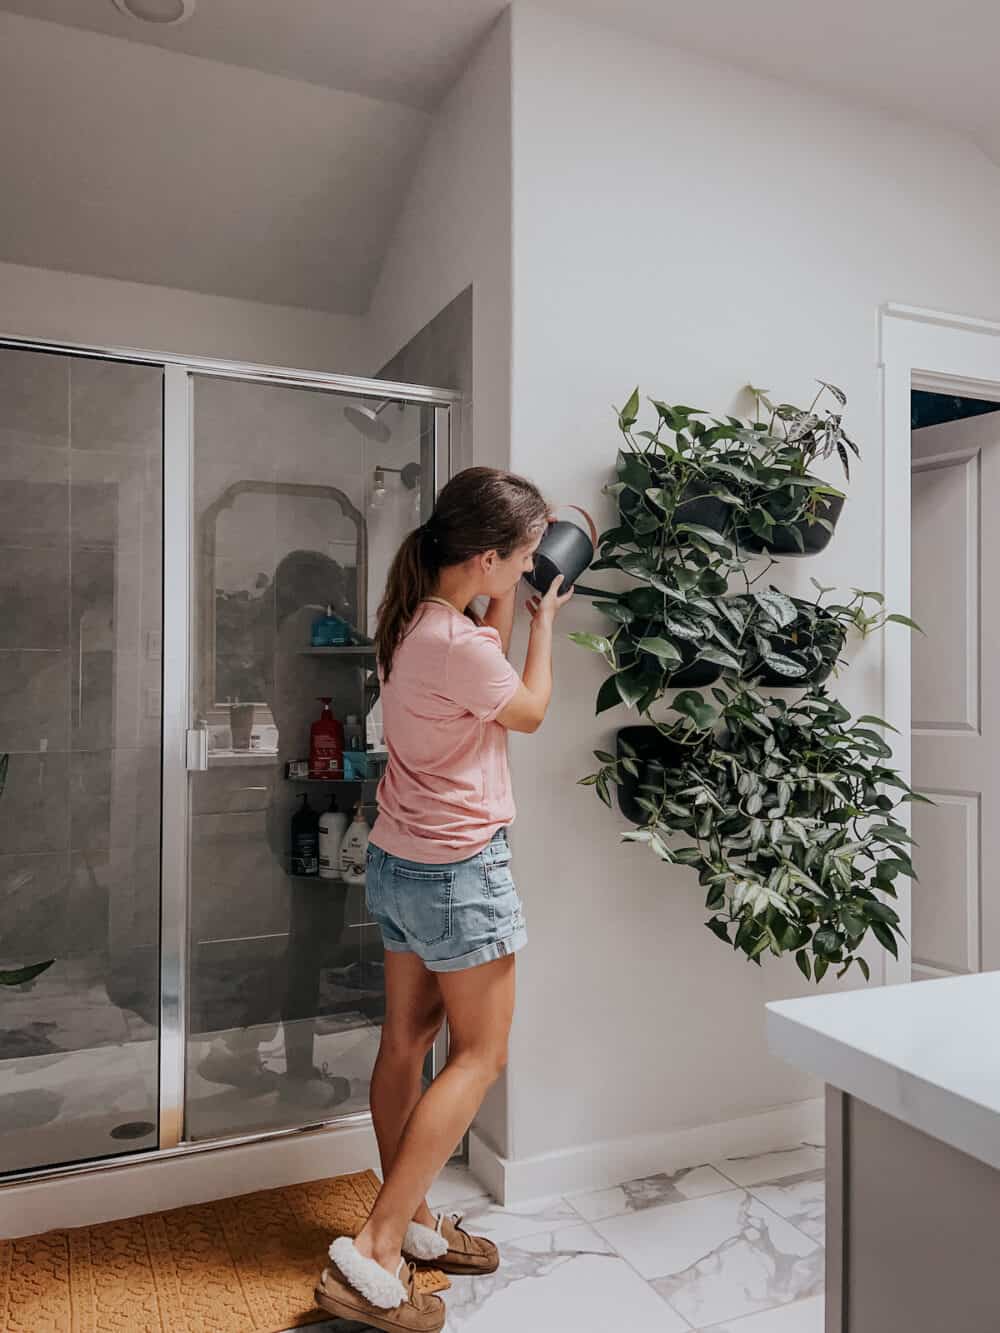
736, 581, 920, 684
581, 686, 926, 982
574, 383, 923, 983
0, 753, 55, 987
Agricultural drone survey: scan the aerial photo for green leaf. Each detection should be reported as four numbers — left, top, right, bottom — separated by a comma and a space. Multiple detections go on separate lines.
0, 959, 54, 986
813, 926, 840, 957
753, 589, 798, 628
706, 917, 731, 944
569, 632, 614, 662
618, 387, 640, 429
857, 956, 871, 982
795, 949, 812, 981
870, 921, 899, 958
761, 652, 807, 678
885, 613, 924, 634
675, 523, 731, 548
700, 646, 742, 671
615, 666, 650, 710
596, 675, 622, 715
856, 714, 900, 733
638, 637, 683, 665
671, 691, 717, 730
594, 602, 634, 624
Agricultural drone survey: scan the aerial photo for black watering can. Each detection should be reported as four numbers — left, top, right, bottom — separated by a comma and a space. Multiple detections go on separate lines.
524, 505, 601, 596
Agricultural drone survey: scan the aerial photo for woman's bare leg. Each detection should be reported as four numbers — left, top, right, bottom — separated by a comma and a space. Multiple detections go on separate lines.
369, 949, 445, 1229
354, 953, 516, 1272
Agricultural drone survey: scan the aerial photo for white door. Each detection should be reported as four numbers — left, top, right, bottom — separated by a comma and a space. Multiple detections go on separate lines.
911, 408, 1000, 980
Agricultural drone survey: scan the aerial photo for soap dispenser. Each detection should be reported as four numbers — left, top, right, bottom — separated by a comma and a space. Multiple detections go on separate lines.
340, 802, 370, 885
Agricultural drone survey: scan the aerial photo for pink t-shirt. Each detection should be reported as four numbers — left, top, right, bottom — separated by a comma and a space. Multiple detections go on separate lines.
372, 599, 521, 863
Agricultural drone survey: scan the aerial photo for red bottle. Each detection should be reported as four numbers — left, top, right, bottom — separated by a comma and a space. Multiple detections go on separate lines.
309, 697, 344, 779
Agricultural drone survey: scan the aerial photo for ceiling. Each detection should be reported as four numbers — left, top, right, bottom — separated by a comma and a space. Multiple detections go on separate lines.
0, 0, 509, 111
2, 0, 1000, 318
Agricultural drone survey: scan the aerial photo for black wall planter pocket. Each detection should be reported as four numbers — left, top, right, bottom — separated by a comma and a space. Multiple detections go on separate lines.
674, 482, 732, 535
739, 492, 844, 557
616, 725, 687, 825
666, 638, 723, 688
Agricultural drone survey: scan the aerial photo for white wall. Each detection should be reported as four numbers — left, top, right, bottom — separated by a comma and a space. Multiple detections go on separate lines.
503, 2, 1000, 1166
0, 259, 369, 373
365, 13, 512, 471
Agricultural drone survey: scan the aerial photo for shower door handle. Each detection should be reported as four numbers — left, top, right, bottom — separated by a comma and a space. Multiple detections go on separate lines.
185, 727, 209, 772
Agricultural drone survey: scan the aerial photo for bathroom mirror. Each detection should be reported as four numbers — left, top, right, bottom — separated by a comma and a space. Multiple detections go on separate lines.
197, 480, 368, 715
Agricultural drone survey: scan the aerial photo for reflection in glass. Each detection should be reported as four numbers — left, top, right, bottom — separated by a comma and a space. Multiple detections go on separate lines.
185, 378, 432, 1141
0, 349, 163, 1174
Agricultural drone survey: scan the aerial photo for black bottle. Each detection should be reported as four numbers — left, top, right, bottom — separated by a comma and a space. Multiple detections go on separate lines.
290, 793, 320, 877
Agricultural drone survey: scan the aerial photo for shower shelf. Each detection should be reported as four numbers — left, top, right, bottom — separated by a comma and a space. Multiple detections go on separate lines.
299, 646, 376, 657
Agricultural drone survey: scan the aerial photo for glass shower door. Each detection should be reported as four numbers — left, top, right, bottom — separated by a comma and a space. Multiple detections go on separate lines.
0, 346, 163, 1174
181, 373, 438, 1142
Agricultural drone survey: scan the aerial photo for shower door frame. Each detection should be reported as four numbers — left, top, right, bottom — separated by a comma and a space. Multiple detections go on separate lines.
0, 332, 459, 1185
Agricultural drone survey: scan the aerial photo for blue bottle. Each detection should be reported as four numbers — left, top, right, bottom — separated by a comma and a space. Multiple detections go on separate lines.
311, 604, 351, 647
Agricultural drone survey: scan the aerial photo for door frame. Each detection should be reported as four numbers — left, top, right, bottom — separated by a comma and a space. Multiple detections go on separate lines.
881, 304, 1000, 985
0, 331, 460, 1184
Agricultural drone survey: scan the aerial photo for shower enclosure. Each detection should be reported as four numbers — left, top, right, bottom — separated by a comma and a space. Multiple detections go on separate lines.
0, 336, 457, 1181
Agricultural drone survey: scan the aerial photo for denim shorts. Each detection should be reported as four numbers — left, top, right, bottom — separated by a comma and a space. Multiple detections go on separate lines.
365, 829, 527, 972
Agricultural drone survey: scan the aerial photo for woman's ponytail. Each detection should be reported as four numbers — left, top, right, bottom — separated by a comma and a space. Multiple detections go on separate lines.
374, 524, 440, 680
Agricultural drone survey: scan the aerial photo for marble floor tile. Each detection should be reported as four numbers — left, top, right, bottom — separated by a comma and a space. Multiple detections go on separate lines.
441, 1222, 691, 1332
749, 1169, 825, 1244
448, 1194, 583, 1245
699, 1293, 825, 1332
711, 1144, 825, 1188
568, 1163, 732, 1222
595, 1188, 821, 1328
427, 1162, 492, 1210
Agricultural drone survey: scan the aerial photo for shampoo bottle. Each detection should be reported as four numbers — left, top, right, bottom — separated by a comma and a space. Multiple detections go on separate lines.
290, 794, 319, 877
318, 793, 348, 881
309, 697, 344, 779
340, 803, 370, 885
311, 604, 351, 648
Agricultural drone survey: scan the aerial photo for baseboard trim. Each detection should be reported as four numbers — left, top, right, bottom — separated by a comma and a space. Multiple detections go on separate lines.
469, 1098, 825, 1204
0, 1118, 380, 1238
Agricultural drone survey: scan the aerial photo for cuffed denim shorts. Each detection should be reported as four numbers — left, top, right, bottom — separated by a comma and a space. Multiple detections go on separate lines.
365, 829, 527, 972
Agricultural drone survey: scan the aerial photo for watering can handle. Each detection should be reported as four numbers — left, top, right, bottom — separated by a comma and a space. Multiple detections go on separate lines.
553, 504, 598, 548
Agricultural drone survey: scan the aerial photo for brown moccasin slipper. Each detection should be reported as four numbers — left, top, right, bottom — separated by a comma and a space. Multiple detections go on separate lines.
403, 1210, 500, 1276
315, 1247, 445, 1332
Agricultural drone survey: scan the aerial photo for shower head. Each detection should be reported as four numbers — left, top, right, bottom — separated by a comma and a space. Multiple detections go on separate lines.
344, 399, 394, 444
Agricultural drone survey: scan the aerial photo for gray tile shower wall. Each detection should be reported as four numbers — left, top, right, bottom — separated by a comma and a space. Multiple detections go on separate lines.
0, 348, 163, 1173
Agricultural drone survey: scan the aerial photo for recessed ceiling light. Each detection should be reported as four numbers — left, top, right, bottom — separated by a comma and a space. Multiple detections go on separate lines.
111, 0, 196, 24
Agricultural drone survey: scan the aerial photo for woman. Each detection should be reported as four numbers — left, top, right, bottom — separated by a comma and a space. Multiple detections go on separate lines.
315, 467, 573, 1331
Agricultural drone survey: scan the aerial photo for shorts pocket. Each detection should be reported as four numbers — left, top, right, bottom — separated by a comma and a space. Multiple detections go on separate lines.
484, 858, 524, 932
392, 865, 455, 946
485, 859, 515, 894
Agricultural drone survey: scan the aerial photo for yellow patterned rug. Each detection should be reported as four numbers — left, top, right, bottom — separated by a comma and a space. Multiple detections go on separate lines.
0, 1168, 450, 1332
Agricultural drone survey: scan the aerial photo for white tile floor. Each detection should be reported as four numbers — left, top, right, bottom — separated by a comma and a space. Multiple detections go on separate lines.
298, 1142, 826, 1332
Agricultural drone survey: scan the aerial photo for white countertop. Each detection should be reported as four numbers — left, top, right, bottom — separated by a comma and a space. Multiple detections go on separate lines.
767, 970, 1000, 1171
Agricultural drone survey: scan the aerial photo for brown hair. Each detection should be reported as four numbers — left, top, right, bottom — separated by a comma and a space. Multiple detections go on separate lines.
375, 466, 549, 679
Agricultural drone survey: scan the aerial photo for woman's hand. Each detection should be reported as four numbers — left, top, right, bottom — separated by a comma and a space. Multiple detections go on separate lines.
525, 573, 575, 625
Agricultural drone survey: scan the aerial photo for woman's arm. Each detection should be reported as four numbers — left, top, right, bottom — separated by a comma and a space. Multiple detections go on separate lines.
480, 586, 517, 656
497, 576, 574, 733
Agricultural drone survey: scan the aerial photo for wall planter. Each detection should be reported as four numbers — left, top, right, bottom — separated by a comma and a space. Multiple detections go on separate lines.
615, 726, 691, 824
735, 593, 845, 685
574, 382, 925, 986
667, 639, 724, 688
737, 491, 845, 557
